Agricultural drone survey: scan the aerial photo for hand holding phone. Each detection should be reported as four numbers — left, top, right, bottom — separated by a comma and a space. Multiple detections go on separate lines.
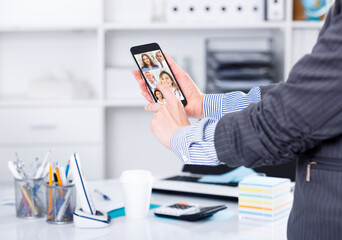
131, 45, 205, 119
131, 43, 196, 149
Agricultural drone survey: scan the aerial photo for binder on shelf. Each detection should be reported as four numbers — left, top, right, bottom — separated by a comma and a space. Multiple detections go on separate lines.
166, 0, 265, 23
166, 0, 186, 22
265, 0, 285, 21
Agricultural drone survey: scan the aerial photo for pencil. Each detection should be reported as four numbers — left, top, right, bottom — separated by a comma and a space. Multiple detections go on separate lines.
55, 164, 65, 198
19, 184, 38, 215
20, 188, 29, 215
48, 162, 53, 220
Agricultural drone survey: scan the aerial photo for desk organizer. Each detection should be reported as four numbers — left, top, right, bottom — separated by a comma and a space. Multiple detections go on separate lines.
15, 177, 46, 218
46, 183, 75, 224
238, 176, 291, 221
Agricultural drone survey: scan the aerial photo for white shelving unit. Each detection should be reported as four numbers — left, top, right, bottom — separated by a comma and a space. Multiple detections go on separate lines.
0, 0, 323, 182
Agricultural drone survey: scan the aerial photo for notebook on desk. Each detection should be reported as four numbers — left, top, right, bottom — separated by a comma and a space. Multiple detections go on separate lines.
153, 162, 296, 199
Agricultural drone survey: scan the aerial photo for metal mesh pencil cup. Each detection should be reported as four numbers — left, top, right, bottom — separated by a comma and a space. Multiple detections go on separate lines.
46, 183, 75, 224
15, 177, 46, 218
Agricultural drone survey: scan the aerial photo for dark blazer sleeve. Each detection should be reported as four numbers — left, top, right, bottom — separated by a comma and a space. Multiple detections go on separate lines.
259, 84, 277, 97
214, 3, 342, 168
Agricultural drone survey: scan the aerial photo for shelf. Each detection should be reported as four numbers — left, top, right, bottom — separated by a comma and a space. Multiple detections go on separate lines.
0, 100, 102, 108
0, 26, 98, 32
291, 21, 324, 29
0, 21, 323, 32
104, 21, 286, 31
105, 100, 147, 108
0, 98, 148, 110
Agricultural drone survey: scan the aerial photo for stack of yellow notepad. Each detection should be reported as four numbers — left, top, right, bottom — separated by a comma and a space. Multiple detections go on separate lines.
238, 176, 292, 221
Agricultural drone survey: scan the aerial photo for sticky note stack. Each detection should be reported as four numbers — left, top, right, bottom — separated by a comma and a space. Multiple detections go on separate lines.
238, 176, 292, 221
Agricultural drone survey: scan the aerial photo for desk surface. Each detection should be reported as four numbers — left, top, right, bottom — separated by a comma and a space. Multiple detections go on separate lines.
0, 179, 288, 240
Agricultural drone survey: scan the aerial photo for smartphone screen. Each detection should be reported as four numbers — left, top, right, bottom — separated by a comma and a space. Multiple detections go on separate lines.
131, 43, 187, 106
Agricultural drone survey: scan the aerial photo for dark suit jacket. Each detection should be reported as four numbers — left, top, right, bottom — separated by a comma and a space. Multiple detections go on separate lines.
214, 1, 342, 239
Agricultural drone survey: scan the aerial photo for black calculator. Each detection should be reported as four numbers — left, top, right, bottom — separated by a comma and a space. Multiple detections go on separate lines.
154, 203, 227, 221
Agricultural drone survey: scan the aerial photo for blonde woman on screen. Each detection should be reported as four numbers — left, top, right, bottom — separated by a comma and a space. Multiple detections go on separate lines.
159, 71, 182, 99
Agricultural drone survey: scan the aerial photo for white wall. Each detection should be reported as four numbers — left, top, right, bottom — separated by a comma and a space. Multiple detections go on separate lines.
106, 107, 183, 178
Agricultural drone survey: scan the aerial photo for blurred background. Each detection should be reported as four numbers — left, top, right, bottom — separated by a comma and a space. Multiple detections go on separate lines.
0, 0, 328, 182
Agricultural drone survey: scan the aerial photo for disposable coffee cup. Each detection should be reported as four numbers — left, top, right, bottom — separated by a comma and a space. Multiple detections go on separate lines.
120, 170, 154, 219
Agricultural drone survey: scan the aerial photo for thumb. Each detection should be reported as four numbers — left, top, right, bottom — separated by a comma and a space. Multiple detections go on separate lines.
145, 103, 162, 112
132, 69, 142, 80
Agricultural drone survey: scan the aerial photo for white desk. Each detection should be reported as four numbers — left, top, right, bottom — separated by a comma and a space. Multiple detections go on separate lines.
0, 179, 288, 240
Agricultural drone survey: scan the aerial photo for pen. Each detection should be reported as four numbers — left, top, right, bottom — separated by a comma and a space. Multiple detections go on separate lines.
59, 166, 67, 185
59, 165, 73, 214
94, 189, 111, 201
65, 160, 70, 179
56, 189, 73, 221
31, 157, 40, 178
34, 150, 51, 179
42, 162, 50, 178
48, 197, 65, 216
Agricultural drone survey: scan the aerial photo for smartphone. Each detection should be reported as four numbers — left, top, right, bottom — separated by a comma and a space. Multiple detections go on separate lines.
130, 43, 187, 106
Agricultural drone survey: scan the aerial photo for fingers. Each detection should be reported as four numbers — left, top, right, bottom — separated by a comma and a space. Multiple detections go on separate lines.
157, 83, 178, 103
132, 70, 153, 103
132, 70, 145, 89
142, 91, 152, 101
164, 53, 182, 75
145, 103, 162, 113
132, 69, 143, 81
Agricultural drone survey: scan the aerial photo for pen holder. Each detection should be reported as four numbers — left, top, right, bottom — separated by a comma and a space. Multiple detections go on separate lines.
15, 177, 46, 218
46, 183, 75, 224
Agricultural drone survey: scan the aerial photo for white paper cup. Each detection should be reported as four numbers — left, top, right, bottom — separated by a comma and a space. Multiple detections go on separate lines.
120, 170, 154, 219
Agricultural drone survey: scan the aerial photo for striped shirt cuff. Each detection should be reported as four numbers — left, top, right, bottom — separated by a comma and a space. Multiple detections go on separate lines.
187, 118, 221, 165
171, 119, 221, 166
170, 126, 192, 164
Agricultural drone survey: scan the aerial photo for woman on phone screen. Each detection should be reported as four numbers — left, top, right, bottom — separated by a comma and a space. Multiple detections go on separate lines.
154, 89, 166, 104
141, 54, 159, 72
159, 71, 182, 100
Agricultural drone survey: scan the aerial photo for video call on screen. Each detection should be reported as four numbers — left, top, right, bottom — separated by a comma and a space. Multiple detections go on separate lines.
134, 50, 184, 104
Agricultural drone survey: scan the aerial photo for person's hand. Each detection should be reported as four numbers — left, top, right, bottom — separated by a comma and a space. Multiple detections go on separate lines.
132, 53, 205, 119
145, 83, 190, 150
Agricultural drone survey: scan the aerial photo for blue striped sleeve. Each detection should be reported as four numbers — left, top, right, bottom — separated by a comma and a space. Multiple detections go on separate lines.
204, 87, 261, 119
170, 87, 262, 165
203, 94, 224, 119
